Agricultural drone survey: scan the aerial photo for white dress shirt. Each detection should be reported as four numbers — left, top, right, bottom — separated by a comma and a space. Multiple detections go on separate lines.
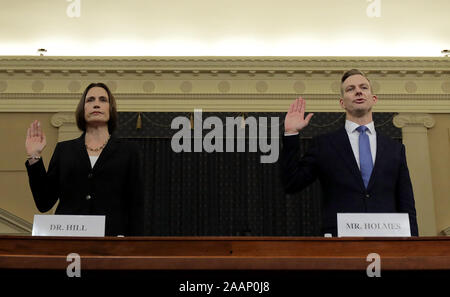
89, 156, 99, 168
284, 120, 377, 169
345, 120, 376, 169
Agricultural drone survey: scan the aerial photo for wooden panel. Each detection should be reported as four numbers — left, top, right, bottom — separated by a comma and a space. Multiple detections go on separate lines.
0, 236, 449, 271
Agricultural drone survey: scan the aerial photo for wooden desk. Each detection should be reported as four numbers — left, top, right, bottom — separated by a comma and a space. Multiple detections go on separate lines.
1, 235, 449, 271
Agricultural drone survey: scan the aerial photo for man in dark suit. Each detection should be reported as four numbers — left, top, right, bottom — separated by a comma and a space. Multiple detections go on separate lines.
281, 69, 419, 236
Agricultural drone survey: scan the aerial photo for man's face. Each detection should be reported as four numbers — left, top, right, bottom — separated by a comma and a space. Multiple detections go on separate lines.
339, 74, 378, 118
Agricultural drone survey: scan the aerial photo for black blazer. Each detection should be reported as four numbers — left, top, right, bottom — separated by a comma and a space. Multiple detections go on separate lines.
26, 134, 144, 236
281, 127, 419, 236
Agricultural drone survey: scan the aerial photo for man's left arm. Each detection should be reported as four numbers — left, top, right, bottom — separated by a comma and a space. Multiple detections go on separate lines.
396, 144, 419, 236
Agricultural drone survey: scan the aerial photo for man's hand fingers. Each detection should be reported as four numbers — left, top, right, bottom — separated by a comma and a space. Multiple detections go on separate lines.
305, 113, 314, 124
297, 97, 304, 113
289, 102, 294, 113
295, 98, 301, 112
300, 98, 306, 118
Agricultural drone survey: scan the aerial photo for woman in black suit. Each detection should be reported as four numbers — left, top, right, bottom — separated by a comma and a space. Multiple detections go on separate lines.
25, 83, 144, 236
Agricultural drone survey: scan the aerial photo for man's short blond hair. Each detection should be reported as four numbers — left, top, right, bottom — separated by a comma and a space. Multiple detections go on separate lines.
340, 69, 372, 95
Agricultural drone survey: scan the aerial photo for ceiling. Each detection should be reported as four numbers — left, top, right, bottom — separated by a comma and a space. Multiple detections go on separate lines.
1, 0, 449, 56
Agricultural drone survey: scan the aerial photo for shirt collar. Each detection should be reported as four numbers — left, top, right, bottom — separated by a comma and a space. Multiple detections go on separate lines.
345, 120, 375, 134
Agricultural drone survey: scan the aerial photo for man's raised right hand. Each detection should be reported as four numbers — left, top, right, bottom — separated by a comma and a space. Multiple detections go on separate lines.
284, 97, 314, 134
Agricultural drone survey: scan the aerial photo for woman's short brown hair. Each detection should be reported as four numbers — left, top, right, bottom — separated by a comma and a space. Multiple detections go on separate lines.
75, 83, 118, 133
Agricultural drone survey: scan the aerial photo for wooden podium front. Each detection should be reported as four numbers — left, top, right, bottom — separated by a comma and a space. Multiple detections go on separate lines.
1, 236, 449, 291
1, 235, 449, 270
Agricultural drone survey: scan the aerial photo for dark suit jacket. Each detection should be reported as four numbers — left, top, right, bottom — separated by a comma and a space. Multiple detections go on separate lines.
281, 127, 419, 236
26, 134, 145, 236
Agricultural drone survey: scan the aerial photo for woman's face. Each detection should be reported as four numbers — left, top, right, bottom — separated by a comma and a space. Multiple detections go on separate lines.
84, 87, 110, 127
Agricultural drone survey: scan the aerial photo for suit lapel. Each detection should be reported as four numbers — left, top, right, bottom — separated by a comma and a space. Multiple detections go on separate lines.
75, 133, 92, 172
91, 135, 119, 172
329, 128, 366, 190
366, 132, 386, 191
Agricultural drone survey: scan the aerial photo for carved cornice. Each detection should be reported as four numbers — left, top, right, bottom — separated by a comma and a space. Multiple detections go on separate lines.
3, 93, 450, 100
1, 56, 450, 75
1, 56, 449, 112
1, 93, 450, 112
393, 113, 436, 129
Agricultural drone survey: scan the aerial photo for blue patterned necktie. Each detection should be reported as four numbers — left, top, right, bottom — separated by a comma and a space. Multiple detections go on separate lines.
356, 125, 373, 188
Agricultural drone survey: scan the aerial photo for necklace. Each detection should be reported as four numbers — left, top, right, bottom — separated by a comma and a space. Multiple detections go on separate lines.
85, 135, 110, 152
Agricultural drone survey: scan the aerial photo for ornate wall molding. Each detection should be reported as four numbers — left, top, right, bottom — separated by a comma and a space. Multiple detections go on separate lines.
50, 112, 76, 127
393, 113, 436, 129
393, 112, 437, 235
1, 56, 449, 72
0, 208, 32, 234
1, 56, 449, 112
51, 112, 81, 142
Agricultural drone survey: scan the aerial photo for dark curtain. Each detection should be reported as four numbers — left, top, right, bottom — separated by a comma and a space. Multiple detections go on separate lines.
129, 138, 321, 236
116, 112, 401, 236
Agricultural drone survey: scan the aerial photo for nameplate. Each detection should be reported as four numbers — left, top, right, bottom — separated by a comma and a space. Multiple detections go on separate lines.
32, 215, 105, 237
337, 213, 411, 237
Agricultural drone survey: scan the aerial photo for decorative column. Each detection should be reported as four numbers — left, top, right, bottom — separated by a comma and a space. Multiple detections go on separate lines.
393, 113, 437, 236
51, 112, 82, 142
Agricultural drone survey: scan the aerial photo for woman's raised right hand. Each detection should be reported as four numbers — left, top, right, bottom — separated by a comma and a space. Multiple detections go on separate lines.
25, 120, 47, 157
